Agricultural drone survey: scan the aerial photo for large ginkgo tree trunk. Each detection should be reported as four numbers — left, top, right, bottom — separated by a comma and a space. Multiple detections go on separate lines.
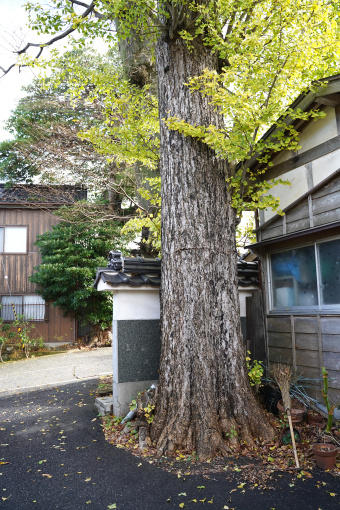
151, 35, 274, 460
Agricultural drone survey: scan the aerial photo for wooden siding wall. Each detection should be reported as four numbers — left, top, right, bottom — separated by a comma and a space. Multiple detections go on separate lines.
32, 305, 75, 344
268, 315, 340, 403
0, 207, 75, 343
260, 172, 340, 241
0, 207, 59, 294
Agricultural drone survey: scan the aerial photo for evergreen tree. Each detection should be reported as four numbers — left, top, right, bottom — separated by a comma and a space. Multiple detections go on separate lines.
30, 216, 126, 342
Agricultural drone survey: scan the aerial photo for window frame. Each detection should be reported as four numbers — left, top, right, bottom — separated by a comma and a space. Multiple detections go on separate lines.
0, 225, 28, 254
0, 294, 48, 322
267, 235, 340, 314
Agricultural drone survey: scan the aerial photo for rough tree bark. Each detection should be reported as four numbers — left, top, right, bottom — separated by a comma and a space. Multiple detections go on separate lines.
88, 324, 112, 346
151, 36, 274, 460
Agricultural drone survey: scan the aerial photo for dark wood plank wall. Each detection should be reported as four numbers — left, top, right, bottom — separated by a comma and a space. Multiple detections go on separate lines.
260, 172, 340, 241
286, 202, 310, 233
268, 315, 340, 402
262, 173, 340, 402
0, 207, 75, 343
32, 306, 75, 344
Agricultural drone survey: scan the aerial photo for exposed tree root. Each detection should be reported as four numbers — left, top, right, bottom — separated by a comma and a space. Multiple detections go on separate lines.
152, 402, 275, 461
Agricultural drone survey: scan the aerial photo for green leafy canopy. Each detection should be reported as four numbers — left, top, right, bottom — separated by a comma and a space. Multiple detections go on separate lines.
17, 0, 340, 233
29, 218, 127, 328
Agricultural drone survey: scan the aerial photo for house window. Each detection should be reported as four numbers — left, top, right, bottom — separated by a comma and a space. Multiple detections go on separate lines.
319, 238, 340, 305
0, 295, 46, 321
0, 226, 28, 253
269, 237, 340, 311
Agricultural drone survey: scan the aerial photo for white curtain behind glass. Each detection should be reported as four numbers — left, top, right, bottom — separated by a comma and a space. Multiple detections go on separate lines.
0, 228, 4, 252
1, 296, 22, 320
24, 295, 45, 320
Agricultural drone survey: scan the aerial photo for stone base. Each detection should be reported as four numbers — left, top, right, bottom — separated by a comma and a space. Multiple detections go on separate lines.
112, 380, 158, 416
94, 396, 113, 416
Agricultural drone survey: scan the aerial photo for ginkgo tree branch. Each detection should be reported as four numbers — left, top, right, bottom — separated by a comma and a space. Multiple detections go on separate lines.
0, 0, 167, 77
0, 1, 103, 77
71, 0, 104, 17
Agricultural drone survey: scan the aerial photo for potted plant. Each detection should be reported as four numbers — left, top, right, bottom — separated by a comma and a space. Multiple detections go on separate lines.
312, 368, 339, 469
280, 426, 301, 446
306, 409, 325, 427
277, 398, 306, 423
312, 443, 338, 470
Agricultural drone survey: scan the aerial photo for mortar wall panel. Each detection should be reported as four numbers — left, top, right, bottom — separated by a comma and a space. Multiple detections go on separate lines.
117, 319, 160, 383
312, 148, 340, 186
297, 107, 337, 153
112, 289, 160, 320
263, 166, 308, 222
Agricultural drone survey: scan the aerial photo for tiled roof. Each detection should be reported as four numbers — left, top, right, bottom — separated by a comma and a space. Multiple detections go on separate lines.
107, 251, 161, 274
237, 259, 259, 286
94, 251, 259, 289
0, 184, 87, 204
98, 270, 161, 287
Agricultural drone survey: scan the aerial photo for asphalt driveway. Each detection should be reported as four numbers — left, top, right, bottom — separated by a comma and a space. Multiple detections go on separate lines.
0, 352, 339, 509
0, 348, 112, 396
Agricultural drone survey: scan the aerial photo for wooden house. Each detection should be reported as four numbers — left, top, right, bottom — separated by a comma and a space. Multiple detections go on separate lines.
0, 184, 86, 346
249, 75, 340, 406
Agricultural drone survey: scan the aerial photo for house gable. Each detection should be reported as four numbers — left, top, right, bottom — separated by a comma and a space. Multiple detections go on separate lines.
248, 79, 340, 406
255, 170, 340, 244
0, 184, 85, 345
249, 75, 340, 224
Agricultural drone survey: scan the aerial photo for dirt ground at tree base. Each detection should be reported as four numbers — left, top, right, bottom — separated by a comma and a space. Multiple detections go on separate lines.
98, 377, 340, 490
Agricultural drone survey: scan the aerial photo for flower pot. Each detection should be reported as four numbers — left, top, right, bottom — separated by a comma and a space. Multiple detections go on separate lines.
307, 411, 325, 427
280, 426, 301, 446
312, 443, 338, 470
277, 399, 306, 423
